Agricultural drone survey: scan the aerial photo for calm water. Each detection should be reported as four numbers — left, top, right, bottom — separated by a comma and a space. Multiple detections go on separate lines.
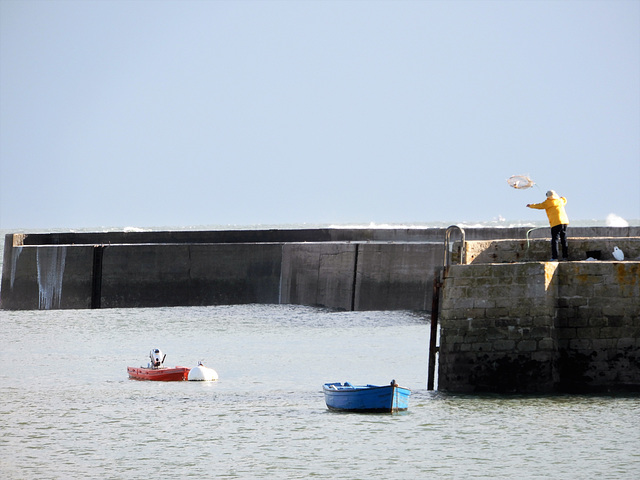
1, 304, 639, 479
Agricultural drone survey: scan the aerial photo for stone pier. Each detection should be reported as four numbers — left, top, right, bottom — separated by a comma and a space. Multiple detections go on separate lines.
437, 237, 640, 393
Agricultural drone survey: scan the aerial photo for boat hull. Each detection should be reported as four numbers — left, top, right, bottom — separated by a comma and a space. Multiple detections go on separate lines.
127, 366, 190, 381
323, 382, 411, 413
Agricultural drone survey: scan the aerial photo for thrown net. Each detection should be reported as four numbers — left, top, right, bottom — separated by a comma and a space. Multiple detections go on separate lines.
507, 174, 535, 190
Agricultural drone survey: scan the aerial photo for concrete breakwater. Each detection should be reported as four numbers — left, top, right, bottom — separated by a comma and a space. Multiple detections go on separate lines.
1, 229, 436, 311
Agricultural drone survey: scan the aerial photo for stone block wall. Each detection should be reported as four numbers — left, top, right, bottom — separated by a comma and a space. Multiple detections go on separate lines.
555, 262, 640, 392
438, 263, 560, 393
438, 261, 640, 393
464, 237, 640, 264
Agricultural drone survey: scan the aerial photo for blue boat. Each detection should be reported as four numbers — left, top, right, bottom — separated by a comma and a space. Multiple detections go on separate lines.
323, 380, 411, 413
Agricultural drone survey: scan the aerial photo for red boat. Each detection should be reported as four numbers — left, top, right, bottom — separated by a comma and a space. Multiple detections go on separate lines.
127, 348, 190, 381
127, 366, 190, 381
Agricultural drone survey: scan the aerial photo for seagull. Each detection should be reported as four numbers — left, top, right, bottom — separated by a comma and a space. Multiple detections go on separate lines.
612, 246, 624, 261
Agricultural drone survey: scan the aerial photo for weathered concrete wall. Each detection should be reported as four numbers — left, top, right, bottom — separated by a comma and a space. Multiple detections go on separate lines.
0, 243, 284, 310
0, 245, 94, 310
280, 243, 357, 311
354, 243, 440, 311
100, 243, 283, 308
0, 238, 442, 311
438, 261, 640, 393
1, 227, 452, 311
278, 242, 444, 311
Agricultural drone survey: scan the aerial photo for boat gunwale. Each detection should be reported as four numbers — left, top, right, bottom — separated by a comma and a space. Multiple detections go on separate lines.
322, 382, 411, 393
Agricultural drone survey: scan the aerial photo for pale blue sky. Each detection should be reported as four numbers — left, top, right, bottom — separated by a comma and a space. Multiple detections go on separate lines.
1, 0, 638, 230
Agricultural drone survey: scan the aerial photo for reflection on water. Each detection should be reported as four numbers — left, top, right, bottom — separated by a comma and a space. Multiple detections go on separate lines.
1, 305, 639, 479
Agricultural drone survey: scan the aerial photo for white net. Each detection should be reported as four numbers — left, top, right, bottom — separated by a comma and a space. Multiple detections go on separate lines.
506, 174, 535, 189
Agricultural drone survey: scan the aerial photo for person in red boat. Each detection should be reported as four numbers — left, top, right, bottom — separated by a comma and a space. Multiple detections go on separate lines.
149, 348, 165, 369
527, 190, 570, 261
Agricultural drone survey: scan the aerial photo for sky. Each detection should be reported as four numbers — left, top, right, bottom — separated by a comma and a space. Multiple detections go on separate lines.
1, 0, 638, 230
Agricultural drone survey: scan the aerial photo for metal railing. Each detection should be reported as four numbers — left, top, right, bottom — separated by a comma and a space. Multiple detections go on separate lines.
526, 226, 548, 249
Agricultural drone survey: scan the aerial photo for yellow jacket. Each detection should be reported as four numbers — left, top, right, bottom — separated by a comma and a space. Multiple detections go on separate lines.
528, 197, 569, 227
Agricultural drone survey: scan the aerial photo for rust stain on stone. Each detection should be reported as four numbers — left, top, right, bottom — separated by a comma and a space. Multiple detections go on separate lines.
575, 273, 590, 284
566, 263, 591, 284
616, 263, 640, 288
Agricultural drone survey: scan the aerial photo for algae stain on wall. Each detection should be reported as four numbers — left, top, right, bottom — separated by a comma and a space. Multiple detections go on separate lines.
10, 246, 22, 290
36, 247, 67, 310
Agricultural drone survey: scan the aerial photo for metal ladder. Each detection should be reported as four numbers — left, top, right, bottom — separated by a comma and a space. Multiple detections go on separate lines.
443, 224, 466, 270
428, 225, 466, 390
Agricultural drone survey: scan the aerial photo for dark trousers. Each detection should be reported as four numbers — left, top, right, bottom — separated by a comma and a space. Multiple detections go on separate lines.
550, 224, 568, 260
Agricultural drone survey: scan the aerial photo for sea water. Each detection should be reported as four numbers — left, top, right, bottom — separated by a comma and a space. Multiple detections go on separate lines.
1, 304, 639, 479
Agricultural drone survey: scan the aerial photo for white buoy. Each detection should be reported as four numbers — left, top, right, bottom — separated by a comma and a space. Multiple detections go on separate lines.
612, 246, 624, 261
188, 362, 218, 381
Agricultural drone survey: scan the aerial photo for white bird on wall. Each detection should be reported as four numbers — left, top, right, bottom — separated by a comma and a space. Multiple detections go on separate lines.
612, 246, 624, 261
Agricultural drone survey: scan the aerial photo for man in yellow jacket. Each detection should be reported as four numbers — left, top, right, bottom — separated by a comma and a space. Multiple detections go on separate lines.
527, 190, 569, 261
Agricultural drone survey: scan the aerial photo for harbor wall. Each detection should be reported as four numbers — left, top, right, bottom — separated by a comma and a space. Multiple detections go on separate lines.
2, 234, 447, 311
438, 260, 640, 393
2, 226, 639, 312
